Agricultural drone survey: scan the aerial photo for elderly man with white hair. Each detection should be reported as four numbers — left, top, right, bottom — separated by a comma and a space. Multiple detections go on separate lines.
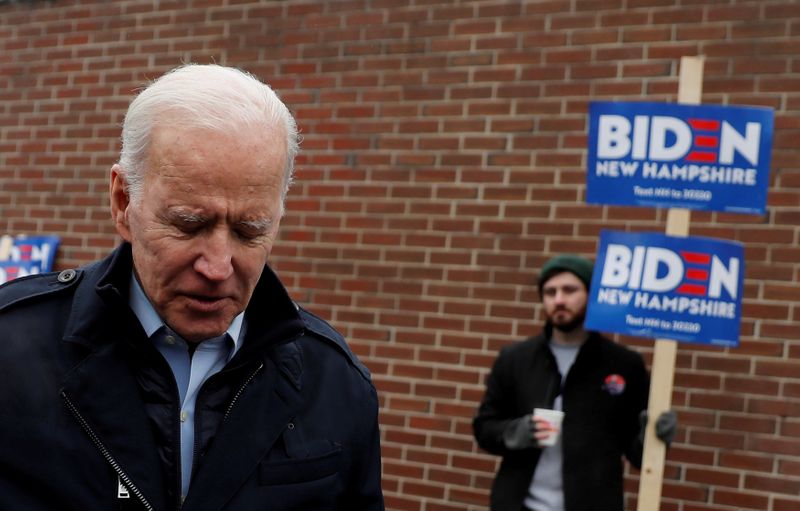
0, 64, 384, 511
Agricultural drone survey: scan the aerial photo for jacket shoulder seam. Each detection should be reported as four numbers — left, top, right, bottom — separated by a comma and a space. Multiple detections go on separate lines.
297, 306, 373, 383
0, 270, 83, 312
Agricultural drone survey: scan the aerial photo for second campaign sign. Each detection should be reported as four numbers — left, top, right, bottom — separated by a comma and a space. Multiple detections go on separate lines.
0, 235, 60, 285
586, 101, 774, 215
584, 230, 744, 347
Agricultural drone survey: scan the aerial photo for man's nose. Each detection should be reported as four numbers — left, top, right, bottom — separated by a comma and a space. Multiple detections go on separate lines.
194, 230, 234, 281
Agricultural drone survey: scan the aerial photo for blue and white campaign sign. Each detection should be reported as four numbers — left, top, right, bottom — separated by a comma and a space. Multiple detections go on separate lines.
584, 230, 744, 347
586, 101, 774, 215
0, 235, 60, 285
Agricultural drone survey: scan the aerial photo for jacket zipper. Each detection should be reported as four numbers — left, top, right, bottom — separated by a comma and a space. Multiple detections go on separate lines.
61, 390, 154, 511
222, 362, 264, 422
187, 362, 265, 495
218, 329, 305, 424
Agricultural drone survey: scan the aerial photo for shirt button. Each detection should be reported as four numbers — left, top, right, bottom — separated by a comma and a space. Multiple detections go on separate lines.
165, 335, 176, 345
180, 411, 188, 422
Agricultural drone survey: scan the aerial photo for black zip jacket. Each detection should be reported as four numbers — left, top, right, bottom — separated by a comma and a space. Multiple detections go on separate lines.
0, 243, 384, 510
473, 329, 649, 511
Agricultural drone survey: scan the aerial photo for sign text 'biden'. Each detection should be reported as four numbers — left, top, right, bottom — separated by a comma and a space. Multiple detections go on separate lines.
585, 231, 743, 347
586, 101, 773, 214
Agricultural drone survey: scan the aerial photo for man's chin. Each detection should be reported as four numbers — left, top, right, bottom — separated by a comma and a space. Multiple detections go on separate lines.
552, 320, 582, 333
168, 319, 231, 343
550, 313, 586, 334
164, 303, 239, 342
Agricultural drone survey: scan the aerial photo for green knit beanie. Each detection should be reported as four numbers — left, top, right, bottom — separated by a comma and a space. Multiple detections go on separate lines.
538, 254, 594, 295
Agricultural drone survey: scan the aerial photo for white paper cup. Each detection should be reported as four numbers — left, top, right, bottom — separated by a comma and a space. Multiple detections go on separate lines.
533, 408, 564, 446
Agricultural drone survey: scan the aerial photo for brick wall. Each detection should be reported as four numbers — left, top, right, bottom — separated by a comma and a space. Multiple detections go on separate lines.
2, 0, 799, 509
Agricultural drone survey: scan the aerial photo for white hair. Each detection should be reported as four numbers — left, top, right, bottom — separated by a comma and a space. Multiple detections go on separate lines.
117, 64, 299, 208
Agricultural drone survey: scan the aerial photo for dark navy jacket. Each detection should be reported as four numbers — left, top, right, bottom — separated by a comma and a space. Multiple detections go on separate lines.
0, 243, 384, 511
473, 330, 649, 511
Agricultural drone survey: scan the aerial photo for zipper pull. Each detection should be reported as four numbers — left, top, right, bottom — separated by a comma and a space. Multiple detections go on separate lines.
117, 477, 130, 499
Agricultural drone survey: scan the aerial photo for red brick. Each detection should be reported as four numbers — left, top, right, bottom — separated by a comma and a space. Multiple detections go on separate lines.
719, 451, 774, 473
744, 474, 800, 495
685, 467, 740, 487
775, 498, 800, 511
713, 489, 768, 509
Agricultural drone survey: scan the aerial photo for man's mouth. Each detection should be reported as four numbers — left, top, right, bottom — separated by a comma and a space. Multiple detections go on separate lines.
183, 294, 229, 312
552, 310, 574, 320
192, 294, 221, 302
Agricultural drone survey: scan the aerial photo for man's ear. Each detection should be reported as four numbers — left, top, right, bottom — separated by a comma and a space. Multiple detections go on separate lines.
110, 164, 133, 242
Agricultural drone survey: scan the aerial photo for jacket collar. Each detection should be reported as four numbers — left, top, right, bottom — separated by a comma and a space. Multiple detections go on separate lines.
62, 243, 141, 348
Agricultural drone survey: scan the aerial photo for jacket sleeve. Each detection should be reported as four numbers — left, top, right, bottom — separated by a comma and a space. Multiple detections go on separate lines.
623, 351, 651, 469
298, 308, 385, 509
473, 346, 522, 456
345, 382, 385, 510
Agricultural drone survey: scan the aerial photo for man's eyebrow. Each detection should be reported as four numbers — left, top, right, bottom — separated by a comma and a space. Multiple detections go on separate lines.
236, 218, 273, 231
165, 210, 272, 231
169, 210, 208, 224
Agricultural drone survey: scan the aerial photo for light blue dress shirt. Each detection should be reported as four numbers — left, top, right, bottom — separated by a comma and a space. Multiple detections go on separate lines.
128, 274, 243, 499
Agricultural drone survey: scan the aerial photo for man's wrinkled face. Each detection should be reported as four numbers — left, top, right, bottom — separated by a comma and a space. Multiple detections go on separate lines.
541, 271, 588, 333
110, 125, 286, 342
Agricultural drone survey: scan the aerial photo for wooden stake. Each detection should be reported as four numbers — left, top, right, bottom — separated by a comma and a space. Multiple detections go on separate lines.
636, 56, 704, 511
0, 235, 13, 262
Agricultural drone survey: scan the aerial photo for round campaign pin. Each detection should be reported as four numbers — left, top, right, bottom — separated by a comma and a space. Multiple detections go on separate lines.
603, 374, 626, 395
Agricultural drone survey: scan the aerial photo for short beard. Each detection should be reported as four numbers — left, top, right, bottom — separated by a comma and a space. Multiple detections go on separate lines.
550, 311, 586, 334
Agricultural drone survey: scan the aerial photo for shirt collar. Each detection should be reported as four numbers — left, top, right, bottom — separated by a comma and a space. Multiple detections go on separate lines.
128, 271, 244, 351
